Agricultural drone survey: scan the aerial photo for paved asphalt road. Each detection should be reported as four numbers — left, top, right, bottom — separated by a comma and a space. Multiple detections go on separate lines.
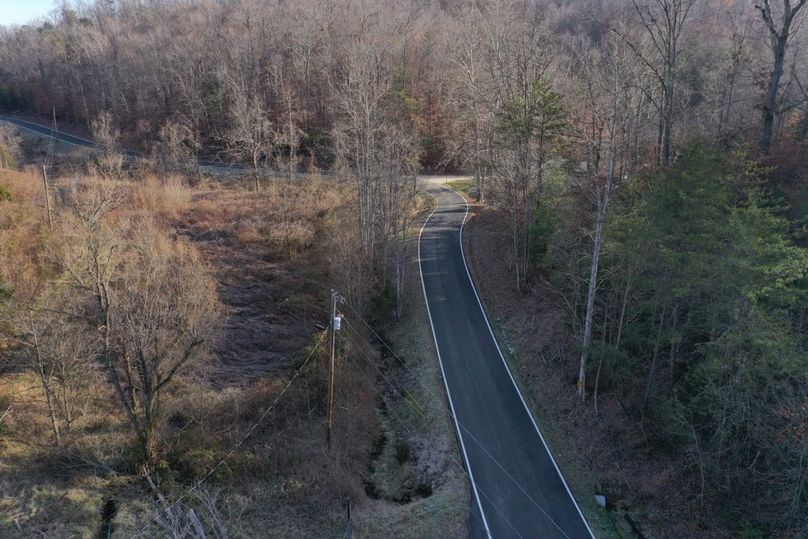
418, 180, 594, 539
0, 115, 98, 147
0, 115, 241, 170
4, 113, 594, 536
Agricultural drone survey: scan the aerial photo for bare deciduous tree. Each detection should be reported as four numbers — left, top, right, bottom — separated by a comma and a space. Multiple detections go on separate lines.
447, 5, 496, 203
275, 70, 303, 259
8, 250, 99, 445
332, 43, 392, 265
56, 181, 219, 463
477, 2, 567, 290
717, 11, 754, 139
223, 82, 275, 190
14, 277, 64, 445
90, 111, 124, 177
755, 0, 808, 151
332, 30, 421, 313
18, 290, 99, 442
575, 36, 636, 402
625, 0, 699, 165
111, 221, 219, 463
156, 119, 200, 175
0, 124, 21, 170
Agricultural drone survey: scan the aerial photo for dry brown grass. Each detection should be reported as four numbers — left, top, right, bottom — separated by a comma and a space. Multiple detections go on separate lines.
1, 168, 42, 201
128, 173, 193, 221
0, 370, 142, 537
1, 169, 469, 538
0, 169, 47, 253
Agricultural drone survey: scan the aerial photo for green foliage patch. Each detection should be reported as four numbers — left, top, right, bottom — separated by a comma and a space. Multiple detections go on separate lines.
552, 143, 808, 534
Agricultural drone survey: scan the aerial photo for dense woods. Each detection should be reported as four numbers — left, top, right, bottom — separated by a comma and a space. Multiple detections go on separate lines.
1, 0, 807, 537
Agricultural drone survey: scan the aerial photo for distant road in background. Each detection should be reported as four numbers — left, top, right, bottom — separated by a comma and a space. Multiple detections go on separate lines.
418, 179, 594, 538
0, 115, 97, 148
2, 114, 595, 535
0, 115, 243, 171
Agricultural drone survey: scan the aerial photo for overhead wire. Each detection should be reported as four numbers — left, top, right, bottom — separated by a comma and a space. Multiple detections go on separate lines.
161, 328, 328, 514
338, 318, 500, 536
157, 227, 572, 535
273, 282, 570, 536
340, 303, 573, 539
340, 316, 555, 538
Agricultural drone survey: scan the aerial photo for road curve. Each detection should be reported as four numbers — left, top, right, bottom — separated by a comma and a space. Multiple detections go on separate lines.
418, 181, 594, 539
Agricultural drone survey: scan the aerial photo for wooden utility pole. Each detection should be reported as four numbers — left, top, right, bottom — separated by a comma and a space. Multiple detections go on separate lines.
41, 165, 53, 232
326, 289, 338, 450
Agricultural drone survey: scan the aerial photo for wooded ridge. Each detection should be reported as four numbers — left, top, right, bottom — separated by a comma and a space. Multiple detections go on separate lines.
0, 0, 806, 537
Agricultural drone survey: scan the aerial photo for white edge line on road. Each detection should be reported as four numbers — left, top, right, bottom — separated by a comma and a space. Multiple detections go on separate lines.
3, 117, 247, 171
417, 184, 493, 539
0, 117, 95, 148
450, 185, 597, 539
5, 122, 85, 149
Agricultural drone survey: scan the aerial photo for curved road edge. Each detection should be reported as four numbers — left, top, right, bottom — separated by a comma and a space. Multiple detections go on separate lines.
417, 176, 595, 538
417, 186, 493, 537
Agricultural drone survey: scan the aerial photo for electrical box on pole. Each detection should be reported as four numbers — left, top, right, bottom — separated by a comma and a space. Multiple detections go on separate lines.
326, 290, 343, 450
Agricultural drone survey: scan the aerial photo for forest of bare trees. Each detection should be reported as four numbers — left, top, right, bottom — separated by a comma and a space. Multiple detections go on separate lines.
1, 1, 803, 163
1, 0, 807, 537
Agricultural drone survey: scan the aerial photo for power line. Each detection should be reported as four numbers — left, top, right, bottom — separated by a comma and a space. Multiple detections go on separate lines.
340, 338, 505, 536
167, 261, 571, 536
340, 305, 573, 539
339, 318, 527, 538
161, 329, 328, 513
45, 107, 57, 170
339, 320, 494, 533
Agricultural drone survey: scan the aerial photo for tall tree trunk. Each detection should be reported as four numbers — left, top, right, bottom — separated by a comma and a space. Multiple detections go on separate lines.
102, 311, 144, 444
642, 305, 667, 423
29, 315, 61, 445
656, 110, 664, 165
522, 188, 530, 289
252, 153, 261, 191
512, 209, 521, 292
579, 115, 618, 400
661, 75, 674, 166
41, 377, 61, 446
593, 293, 610, 416
762, 36, 787, 151
757, 0, 808, 151
615, 271, 633, 348
395, 228, 404, 319
283, 89, 295, 259
143, 392, 159, 465
668, 303, 679, 386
